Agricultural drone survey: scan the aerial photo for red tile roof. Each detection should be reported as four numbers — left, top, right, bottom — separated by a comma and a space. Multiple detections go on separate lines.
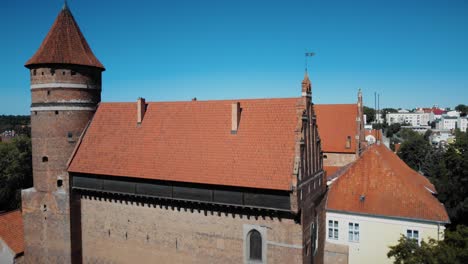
69, 98, 303, 191
0, 210, 24, 255
25, 6, 104, 70
327, 144, 449, 223
324, 166, 341, 177
315, 104, 358, 153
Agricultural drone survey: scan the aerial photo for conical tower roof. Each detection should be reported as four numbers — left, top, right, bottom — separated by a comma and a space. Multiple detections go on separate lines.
25, 5, 105, 70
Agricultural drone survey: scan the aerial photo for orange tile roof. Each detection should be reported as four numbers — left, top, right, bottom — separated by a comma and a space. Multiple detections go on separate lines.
315, 104, 358, 153
0, 210, 24, 255
69, 98, 303, 191
324, 166, 341, 177
25, 6, 104, 70
327, 144, 449, 223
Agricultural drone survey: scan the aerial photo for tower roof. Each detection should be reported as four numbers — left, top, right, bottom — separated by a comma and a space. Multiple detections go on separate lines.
25, 5, 105, 70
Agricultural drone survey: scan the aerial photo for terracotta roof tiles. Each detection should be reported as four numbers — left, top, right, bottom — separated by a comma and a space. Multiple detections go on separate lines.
69, 98, 302, 191
327, 144, 449, 223
0, 210, 24, 255
315, 104, 358, 153
25, 6, 104, 70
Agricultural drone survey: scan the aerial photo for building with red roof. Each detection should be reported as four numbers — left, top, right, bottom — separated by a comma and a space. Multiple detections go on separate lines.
21, 4, 327, 264
0, 210, 24, 264
324, 144, 449, 264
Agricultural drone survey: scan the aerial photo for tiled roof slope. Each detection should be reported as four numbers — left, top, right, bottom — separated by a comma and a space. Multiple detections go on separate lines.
69, 98, 302, 191
315, 104, 358, 153
0, 210, 24, 255
327, 144, 449, 223
25, 6, 104, 70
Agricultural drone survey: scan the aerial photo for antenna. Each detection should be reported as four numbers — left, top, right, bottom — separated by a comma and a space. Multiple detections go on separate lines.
305, 51, 315, 72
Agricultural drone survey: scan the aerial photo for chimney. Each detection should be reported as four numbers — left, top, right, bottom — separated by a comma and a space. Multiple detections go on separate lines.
137, 97, 146, 124
231, 102, 241, 134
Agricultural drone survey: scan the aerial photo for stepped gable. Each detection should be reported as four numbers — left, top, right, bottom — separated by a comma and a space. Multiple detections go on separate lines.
25, 5, 104, 70
327, 144, 449, 223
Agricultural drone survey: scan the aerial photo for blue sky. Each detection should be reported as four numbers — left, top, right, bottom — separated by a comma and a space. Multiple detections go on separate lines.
1, 0, 467, 115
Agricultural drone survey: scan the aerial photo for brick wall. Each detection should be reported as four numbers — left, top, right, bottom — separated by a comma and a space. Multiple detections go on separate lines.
322, 153, 356, 167
80, 196, 303, 264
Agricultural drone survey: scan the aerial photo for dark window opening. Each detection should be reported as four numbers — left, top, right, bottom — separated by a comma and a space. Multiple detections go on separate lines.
55, 111, 59, 115
42, 204, 47, 211
67, 132, 73, 138
323, 154, 328, 159
34, 111, 37, 115
50, 69, 55, 75
71, 71, 77, 75
42, 156, 48, 162
57, 179, 63, 188
249, 230, 262, 261
33, 69, 37, 76
47, 90, 50, 96
41, 72, 44, 75
62, 71, 66, 75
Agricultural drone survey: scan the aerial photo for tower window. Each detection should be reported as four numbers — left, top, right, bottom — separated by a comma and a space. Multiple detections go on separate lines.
71, 71, 76, 75
248, 230, 262, 261
57, 179, 63, 188
47, 90, 50, 96
34, 111, 37, 115
33, 69, 37, 76
42, 156, 48, 162
50, 69, 55, 75
62, 71, 66, 75
41, 72, 44, 75
55, 111, 59, 115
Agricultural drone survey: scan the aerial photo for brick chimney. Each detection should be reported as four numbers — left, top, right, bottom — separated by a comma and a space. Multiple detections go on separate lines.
137, 97, 146, 124
231, 102, 241, 134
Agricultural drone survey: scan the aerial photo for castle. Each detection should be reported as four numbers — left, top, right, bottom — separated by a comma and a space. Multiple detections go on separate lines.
21, 4, 328, 264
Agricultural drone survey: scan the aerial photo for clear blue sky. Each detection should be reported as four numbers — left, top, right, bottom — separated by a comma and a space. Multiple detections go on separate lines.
1, 0, 467, 115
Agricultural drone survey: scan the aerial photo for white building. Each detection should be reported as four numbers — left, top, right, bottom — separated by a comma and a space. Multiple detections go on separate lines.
386, 112, 431, 126
436, 116, 458, 130
459, 117, 467, 132
324, 145, 449, 264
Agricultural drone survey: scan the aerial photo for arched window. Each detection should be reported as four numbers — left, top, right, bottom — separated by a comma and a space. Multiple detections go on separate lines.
249, 229, 262, 261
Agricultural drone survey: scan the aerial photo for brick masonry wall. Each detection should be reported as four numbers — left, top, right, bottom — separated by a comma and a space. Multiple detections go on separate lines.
80, 196, 303, 264
30, 66, 101, 86
323, 153, 356, 167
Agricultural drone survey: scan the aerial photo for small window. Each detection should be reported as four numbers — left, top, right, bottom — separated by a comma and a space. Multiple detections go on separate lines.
42, 156, 48, 162
323, 154, 328, 159
33, 69, 37, 76
62, 71, 66, 75
328, 220, 338, 240
41, 71, 44, 75
346, 136, 352, 149
248, 230, 262, 261
57, 179, 63, 188
34, 111, 38, 115
55, 111, 59, 115
407, 229, 419, 242
71, 71, 76, 75
47, 90, 51, 96
348, 222, 359, 242
50, 69, 55, 75
311, 215, 319, 256
67, 132, 73, 138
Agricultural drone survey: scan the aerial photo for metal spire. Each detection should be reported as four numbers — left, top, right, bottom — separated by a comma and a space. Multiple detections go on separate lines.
63, 0, 69, 10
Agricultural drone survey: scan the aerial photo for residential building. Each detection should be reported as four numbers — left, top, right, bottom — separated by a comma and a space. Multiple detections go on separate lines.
458, 117, 467, 132
0, 210, 24, 264
386, 112, 431, 126
22, 5, 326, 263
324, 144, 449, 264
436, 116, 458, 130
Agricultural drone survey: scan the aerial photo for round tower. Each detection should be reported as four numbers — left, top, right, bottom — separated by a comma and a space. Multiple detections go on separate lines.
22, 4, 104, 262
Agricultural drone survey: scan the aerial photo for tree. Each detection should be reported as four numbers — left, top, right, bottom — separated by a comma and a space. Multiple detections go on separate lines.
388, 226, 468, 264
386, 123, 402, 138
363, 106, 375, 124
397, 130, 431, 171
455, 104, 467, 117
381, 108, 398, 122
0, 136, 32, 211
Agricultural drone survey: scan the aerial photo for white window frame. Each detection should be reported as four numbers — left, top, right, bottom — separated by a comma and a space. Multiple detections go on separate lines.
406, 229, 420, 244
348, 222, 359, 242
328, 220, 338, 240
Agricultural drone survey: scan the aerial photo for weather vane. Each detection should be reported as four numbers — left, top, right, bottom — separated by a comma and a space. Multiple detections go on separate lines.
305, 51, 315, 72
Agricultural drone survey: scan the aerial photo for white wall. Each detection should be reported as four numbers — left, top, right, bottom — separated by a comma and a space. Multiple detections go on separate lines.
0, 239, 15, 264
326, 211, 445, 264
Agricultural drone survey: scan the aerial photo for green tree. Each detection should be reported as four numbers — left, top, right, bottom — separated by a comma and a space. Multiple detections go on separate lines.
397, 130, 431, 171
455, 104, 467, 117
364, 106, 375, 124
0, 136, 32, 211
388, 226, 468, 264
381, 108, 398, 122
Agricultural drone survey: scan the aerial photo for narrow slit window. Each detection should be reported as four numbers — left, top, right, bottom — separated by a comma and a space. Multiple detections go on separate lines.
42, 156, 48, 162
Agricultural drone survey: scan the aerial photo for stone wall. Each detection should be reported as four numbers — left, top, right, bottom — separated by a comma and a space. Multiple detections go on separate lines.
323, 153, 356, 167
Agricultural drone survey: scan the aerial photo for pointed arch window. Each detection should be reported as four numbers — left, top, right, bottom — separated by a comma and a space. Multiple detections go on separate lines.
248, 229, 262, 261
